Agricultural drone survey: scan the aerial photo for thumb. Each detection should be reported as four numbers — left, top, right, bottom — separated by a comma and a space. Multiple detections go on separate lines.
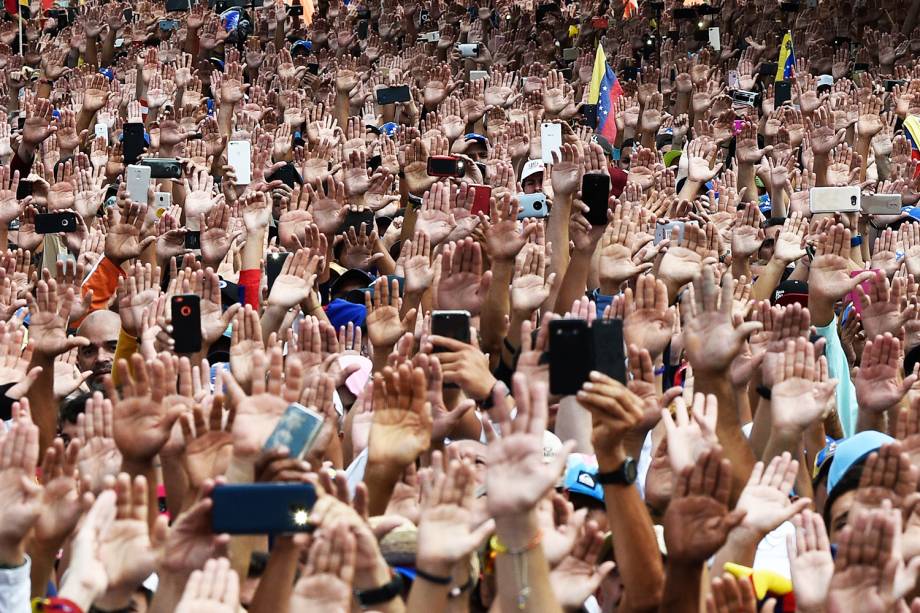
734, 321, 763, 341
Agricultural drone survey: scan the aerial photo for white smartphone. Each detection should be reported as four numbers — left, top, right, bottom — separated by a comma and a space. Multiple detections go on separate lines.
228, 140, 252, 185
457, 43, 479, 58
470, 70, 489, 81
655, 219, 688, 244
708, 27, 721, 51
862, 193, 902, 215
562, 47, 578, 61
540, 122, 562, 165
94, 123, 108, 144
126, 164, 152, 204
149, 191, 171, 222
809, 186, 861, 214
419, 31, 440, 43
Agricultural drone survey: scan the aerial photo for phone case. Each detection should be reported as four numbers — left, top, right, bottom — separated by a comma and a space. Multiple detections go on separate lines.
470, 185, 492, 216
126, 164, 152, 204
211, 483, 318, 534
591, 319, 627, 384
549, 319, 591, 395
140, 157, 182, 179
809, 187, 860, 214
431, 310, 471, 351
655, 220, 686, 244
171, 294, 202, 354
123, 122, 146, 165
35, 212, 78, 234
861, 194, 901, 215
516, 193, 549, 219
266, 252, 290, 292
540, 123, 562, 164
582, 174, 611, 226
228, 141, 252, 185
427, 156, 463, 178
263, 403, 326, 459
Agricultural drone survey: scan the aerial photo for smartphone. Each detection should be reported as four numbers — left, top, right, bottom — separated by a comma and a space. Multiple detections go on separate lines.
151, 191, 171, 222
549, 319, 591, 395
228, 140, 252, 185
158, 18, 180, 30
809, 186, 860, 214
780, 1, 800, 10
211, 483, 318, 534
122, 122, 146, 165
759, 62, 778, 78
470, 70, 489, 81
337, 209, 375, 235
418, 30, 440, 43
886, 79, 908, 92
94, 123, 108, 144
517, 192, 549, 219
138, 157, 181, 179
582, 174, 611, 226
622, 66, 640, 81
126, 164, 152, 204
853, 62, 870, 73
774, 80, 792, 107
431, 310, 471, 350
727, 70, 741, 90
35, 211, 79, 234
708, 27, 720, 50
427, 156, 465, 178
267, 163, 303, 188
263, 402, 326, 459
266, 251, 290, 292
862, 193, 902, 215
470, 184, 492, 216
540, 123, 562, 165
357, 20, 369, 39
655, 219, 687, 244
184, 231, 200, 250
562, 47, 578, 61
375, 85, 411, 105
581, 104, 598, 127
171, 294, 202, 354
592, 319, 626, 384
16, 180, 33, 201
732, 89, 758, 107
457, 43, 480, 57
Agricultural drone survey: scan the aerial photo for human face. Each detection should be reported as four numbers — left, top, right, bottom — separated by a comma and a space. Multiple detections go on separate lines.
828, 489, 856, 543
522, 174, 543, 194
77, 316, 120, 387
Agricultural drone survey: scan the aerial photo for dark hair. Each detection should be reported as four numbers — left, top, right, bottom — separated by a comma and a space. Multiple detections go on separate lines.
822, 461, 866, 527
59, 392, 92, 426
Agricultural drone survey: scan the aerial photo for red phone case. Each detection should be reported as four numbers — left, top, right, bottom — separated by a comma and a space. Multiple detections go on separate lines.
470, 185, 491, 216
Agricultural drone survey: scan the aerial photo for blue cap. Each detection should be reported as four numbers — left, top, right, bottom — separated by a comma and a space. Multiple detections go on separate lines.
827, 431, 894, 496
380, 122, 399, 137
563, 458, 604, 503
906, 206, 920, 221
464, 133, 488, 145
222, 9, 241, 31
292, 39, 313, 52
98, 68, 114, 81
326, 298, 367, 329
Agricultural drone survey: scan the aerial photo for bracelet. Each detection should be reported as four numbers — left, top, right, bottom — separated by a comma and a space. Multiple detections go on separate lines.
850, 235, 863, 248
32, 597, 84, 613
489, 529, 543, 556
756, 384, 772, 400
414, 567, 452, 585
354, 572, 404, 608
448, 575, 475, 599
653, 365, 666, 376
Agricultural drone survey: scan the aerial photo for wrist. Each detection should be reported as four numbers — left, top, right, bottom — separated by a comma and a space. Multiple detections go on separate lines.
0, 540, 26, 567
595, 442, 627, 472
470, 373, 498, 401
355, 557, 392, 591
494, 509, 539, 550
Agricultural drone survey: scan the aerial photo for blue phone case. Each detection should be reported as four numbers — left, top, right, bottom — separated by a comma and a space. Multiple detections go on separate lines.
211, 483, 318, 534
262, 403, 325, 459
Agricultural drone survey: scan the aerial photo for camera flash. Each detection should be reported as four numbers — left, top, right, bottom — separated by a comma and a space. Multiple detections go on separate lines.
697, 21, 704, 28
293, 508, 309, 526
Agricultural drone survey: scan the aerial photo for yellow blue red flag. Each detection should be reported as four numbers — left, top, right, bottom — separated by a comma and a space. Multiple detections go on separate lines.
775, 31, 795, 82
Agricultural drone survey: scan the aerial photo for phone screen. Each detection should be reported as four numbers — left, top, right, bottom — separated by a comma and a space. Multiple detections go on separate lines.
171, 294, 202, 354
549, 319, 591, 395
582, 174, 611, 226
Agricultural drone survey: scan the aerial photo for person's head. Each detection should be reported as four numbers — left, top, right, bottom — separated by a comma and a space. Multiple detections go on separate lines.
759, 216, 786, 261
447, 439, 488, 486
75, 310, 120, 388
59, 392, 90, 444
520, 159, 545, 194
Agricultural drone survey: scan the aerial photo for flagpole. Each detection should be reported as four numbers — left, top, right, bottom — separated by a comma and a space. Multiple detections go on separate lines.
17, 11, 23, 56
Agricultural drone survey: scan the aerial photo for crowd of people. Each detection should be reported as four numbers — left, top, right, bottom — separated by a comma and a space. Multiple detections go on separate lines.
0, 0, 920, 610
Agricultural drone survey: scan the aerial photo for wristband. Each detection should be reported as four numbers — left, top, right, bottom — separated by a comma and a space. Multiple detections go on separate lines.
489, 530, 543, 555
354, 572, 404, 608
850, 235, 862, 248
448, 575, 475, 598
32, 597, 84, 613
756, 384, 772, 400
414, 567, 452, 585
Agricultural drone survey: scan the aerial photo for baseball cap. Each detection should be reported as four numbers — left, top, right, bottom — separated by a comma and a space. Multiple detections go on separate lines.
772, 279, 808, 307
817, 74, 834, 89
521, 159, 545, 181
610, 167, 628, 198
464, 133, 489, 146
325, 298, 367, 329
827, 430, 894, 496
563, 455, 604, 503
329, 269, 374, 298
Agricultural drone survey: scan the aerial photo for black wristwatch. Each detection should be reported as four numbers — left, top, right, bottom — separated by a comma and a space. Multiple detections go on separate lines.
354, 572, 404, 608
596, 457, 638, 486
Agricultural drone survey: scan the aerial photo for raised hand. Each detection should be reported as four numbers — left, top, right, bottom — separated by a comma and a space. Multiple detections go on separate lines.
290, 522, 356, 612
176, 558, 240, 613
365, 276, 416, 350
368, 362, 432, 469
0, 417, 43, 566
787, 510, 833, 613
770, 337, 837, 434
734, 452, 810, 539
76, 392, 123, 495
437, 238, 492, 315
267, 248, 322, 309
854, 334, 917, 415
26, 278, 88, 357
660, 392, 718, 474
105, 201, 156, 265
511, 242, 555, 316
622, 274, 675, 359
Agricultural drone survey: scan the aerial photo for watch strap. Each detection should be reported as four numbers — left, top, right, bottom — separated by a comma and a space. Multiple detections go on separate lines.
354, 572, 404, 607
596, 457, 636, 485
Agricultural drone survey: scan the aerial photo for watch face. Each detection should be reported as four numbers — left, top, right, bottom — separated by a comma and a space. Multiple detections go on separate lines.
624, 458, 638, 483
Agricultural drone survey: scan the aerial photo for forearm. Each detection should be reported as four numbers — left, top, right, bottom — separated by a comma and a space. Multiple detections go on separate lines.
242, 229, 266, 270
752, 258, 787, 301
184, 26, 200, 55
762, 426, 805, 464
85, 35, 100, 69
658, 561, 702, 613
248, 537, 300, 613
334, 92, 350, 135
121, 458, 160, 529
695, 375, 755, 503
26, 352, 55, 459
101, 30, 117, 66
147, 570, 188, 613
769, 187, 787, 218
28, 540, 57, 599
159, 454, 189, 517
711, 528, 760, 581
553, 249, 592, 314
737, 163, 757, 203
364, 460, 403, 516
481, 259, 513, 354
494, 511, 562, 613
814, 154, 830, 187
260, 305, 289, 342
546, 195, 572, 285
554, 396, 594, 454
731, 255, 752, 284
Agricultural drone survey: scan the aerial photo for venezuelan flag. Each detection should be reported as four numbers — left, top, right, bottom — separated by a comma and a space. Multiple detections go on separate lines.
775, 32, 795, 82
587, 45, 624, 143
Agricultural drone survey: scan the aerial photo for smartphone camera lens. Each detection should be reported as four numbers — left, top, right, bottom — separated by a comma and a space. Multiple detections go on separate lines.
180, 306, 192, 317
534, 201, 543, 211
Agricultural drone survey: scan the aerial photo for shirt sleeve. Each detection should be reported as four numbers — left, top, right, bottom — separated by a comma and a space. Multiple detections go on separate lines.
79, 256, 126, 317
238, 268, 261, 309
0, 555, 32, 613
815, 316, 858, 438
112, 329, 139, 388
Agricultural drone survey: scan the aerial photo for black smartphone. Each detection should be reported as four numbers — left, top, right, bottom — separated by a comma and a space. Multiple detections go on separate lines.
287, 3, 304, 15
267, 163, 303, 188
693, 29, 709, 42
357, 19, 369, 39
337, 209, 375, 235
140, 157, 182, 179
306, 62, 319, 75
622, 66, 639, 81
582, 174, 611, 226
759, 62, 778, 78
431, 310, 471, 351
211, 483, 318, 534
886, 80, 907, 92
581, 104, 598, 127
779, 1, 800, 10
774, 80, 792, 107
367, 154, 382, 172
591, 319, 627, 384
35, 212, 79, 234
673, 7, 695, 18
266, 251, 290, 292
376, 85, 412, 105
171, 294, 202, 354
16, 180, 33, 201
122, 122, 146, 166
427, 156, 465, 178
549, 319, 591, 395
853, 62, 870, 73
184, 230, 201, 250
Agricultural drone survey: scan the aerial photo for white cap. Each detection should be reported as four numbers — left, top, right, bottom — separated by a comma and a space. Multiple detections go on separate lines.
817, 74, 834, 88
521, 158, 545, 181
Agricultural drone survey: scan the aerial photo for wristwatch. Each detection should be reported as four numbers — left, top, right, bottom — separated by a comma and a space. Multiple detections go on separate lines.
354, 572, 404, 608
596, 457, 638, 486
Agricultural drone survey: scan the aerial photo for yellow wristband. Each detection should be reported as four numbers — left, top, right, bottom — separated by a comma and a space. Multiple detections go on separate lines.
489, 530, 543, 556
